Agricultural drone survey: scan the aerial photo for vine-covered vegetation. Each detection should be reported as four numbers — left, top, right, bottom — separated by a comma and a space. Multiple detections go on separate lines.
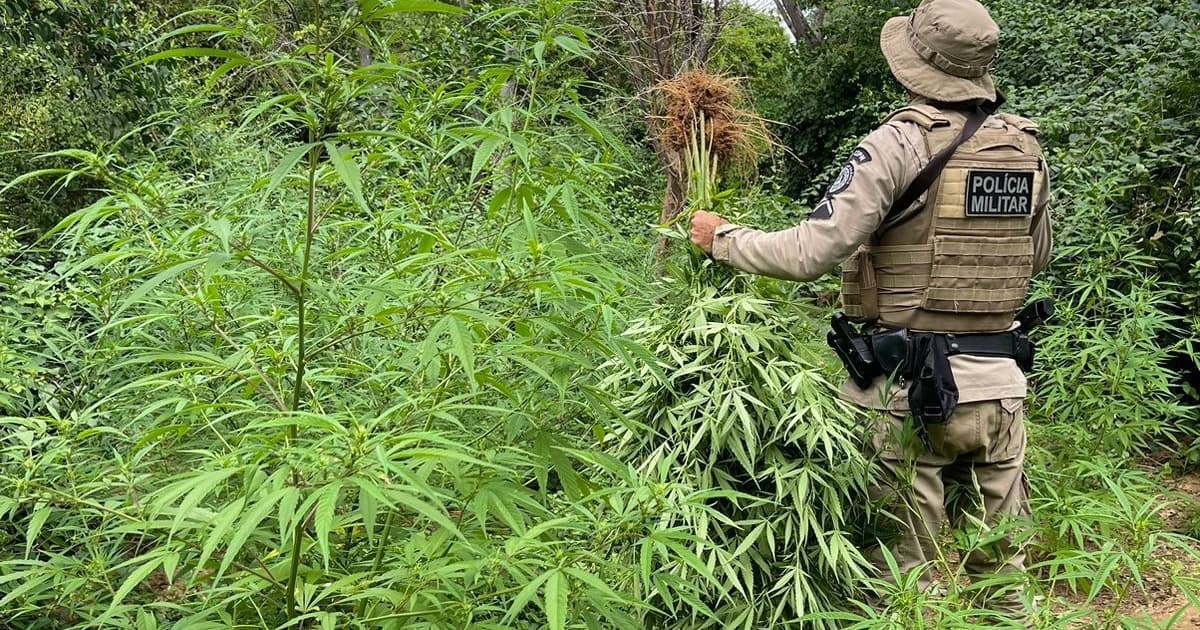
1, 1, 1198, 628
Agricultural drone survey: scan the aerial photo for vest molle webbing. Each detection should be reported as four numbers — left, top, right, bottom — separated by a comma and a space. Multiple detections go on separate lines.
841, 105, 1042, 333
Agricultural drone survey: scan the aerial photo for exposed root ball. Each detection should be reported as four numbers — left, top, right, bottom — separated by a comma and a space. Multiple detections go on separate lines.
652, 70, 767, 172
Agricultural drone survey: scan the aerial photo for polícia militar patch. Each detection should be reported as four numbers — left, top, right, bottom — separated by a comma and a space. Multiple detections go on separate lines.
964, 170, 1035, 216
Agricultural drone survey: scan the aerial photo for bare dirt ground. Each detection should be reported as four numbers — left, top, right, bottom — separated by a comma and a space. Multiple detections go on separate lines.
1076, 471, 1200, 628
932, 466, 1200, 627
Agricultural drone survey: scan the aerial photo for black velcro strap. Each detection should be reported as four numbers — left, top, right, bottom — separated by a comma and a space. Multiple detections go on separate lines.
944, 331, 1018, 357
885, 92, 1007, 223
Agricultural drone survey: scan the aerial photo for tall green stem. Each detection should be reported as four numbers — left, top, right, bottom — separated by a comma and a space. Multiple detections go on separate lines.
285, 142, 323, 620
685, 112, 718, 212
354, 511, 397, 618
289, 145, 321, 422
285, 512, 307, 617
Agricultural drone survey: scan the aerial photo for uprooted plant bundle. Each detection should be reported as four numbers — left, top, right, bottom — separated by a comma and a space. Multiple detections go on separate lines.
655, 70, 765, 212
600, 278, 877, 628
651, 70, 769, 280
603, 70, 875, 628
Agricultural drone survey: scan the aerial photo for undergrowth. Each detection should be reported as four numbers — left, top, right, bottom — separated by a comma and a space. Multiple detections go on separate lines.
0, 0, 1198, 628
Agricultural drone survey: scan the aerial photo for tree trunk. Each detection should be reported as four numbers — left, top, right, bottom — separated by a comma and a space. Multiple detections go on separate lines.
656, 151, 687, 268
773, 0, 823, 47
591, 1, 728, 268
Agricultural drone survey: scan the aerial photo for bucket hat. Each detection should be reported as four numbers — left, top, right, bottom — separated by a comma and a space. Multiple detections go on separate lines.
880, 0, 999, 103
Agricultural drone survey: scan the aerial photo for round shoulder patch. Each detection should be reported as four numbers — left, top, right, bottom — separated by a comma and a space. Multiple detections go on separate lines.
827, 163, 855, 196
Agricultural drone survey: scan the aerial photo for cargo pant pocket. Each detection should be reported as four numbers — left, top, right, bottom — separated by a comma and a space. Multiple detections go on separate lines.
987, 397, 1026, 463
869, 409, 955, 466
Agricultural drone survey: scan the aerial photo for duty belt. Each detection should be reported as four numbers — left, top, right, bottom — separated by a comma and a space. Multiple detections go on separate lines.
827, 299, 1054, 429
869, 329, 1031, 378
868, 328, 1034, 427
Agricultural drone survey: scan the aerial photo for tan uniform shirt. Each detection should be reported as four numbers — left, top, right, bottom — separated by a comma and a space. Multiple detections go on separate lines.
712, 109, 1052, 411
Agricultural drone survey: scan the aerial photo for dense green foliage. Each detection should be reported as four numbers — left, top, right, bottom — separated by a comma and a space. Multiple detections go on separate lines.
604, 271, 873, 627
1, 0, 1199, 628
0, 2, 686, 627
0, 1, 182, 233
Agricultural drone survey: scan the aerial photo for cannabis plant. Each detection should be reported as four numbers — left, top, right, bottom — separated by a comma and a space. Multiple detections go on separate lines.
0, 1, 722, 627
600, 270, 875, 628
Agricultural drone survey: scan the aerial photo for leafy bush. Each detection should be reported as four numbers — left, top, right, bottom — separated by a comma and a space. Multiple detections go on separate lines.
768, 0, 916, 206
709, 4, 795, 122
0, 231, 85, 415
0, 1, 178, 233
773, 0, 1200, 315
991, 0, 1200, 462
999, 0, 1200, 309
5, 0, 1200, 627
760, 0, 1200, 622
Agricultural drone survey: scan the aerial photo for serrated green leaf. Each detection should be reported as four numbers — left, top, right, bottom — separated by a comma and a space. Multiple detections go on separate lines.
137, 47, 250, 65
312, 481, 342, 570
166, 467, 241, 537
504, 570, 551, 622
552, 34, 590, 57
25, 505, 50, 559
445, 315, 477, 389
112, 257, 206, 319
108, 555, 164, 613
471, 135, 504, 183
363, 0, 465, 20
263, 143, 319, 202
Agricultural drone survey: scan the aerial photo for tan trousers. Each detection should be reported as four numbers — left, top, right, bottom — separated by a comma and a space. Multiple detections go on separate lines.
866, 398, 1031, 617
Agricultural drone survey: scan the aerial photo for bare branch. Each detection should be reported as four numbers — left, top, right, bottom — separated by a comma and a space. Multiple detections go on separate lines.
591, 0, 729, 91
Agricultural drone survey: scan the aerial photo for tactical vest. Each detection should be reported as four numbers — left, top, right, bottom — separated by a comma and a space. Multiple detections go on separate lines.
841, 104, 1043, 333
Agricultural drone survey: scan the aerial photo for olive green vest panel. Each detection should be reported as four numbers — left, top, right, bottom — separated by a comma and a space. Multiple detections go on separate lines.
841, 106, 1042, 333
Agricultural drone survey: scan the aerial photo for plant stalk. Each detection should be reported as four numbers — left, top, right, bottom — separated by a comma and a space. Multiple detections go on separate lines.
290, 145, 322, 421
284, 512, 306, 616
355, 510, 397, 618
285, 139, 323, 619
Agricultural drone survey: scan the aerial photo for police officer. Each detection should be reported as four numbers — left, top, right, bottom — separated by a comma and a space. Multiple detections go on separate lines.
690, 0, 1051, 619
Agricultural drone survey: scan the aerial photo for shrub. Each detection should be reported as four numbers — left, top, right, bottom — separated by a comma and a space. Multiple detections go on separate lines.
0, 1, 176, 233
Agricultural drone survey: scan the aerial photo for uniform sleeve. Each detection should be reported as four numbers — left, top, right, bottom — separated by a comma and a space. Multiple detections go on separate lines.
1031, 158, 1053, 275
712, 123, 920, 282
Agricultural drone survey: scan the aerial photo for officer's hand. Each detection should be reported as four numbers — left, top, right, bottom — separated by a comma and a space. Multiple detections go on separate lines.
690, 210, 727, 255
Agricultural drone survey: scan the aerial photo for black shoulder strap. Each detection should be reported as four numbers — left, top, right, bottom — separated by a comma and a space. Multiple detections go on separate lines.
885, 92, 1007, 222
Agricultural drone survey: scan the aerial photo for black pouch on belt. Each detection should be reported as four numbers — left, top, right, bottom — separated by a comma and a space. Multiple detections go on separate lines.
871, 328, 910, 378
907, 334, 960, 425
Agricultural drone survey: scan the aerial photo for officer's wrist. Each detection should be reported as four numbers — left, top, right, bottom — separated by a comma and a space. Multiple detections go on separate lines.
712, 224, 738, 261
